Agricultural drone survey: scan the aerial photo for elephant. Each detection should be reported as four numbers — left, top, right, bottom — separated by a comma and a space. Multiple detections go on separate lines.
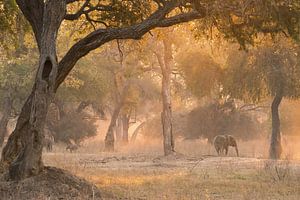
213, 135, 239, 156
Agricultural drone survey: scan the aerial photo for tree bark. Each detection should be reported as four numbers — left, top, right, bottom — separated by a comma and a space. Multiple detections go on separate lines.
269, 94, 283, 159
0, 90, 13, 147
0, 0, 66, 180
115, 116, 123, 141
156, 36, 175, 156
122, 113, 130, 144
104, 85, 129, 151
104, 103, 123, 152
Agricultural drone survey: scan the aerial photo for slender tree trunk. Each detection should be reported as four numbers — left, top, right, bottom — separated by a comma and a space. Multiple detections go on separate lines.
0, 0, 66, 180
115, 116, 123, 141
122, 114, 130, 144
156, 37, 175, 156
269, 94, 283, 159
105, 59, 129, 151
0, 91, 13, 147
104, 84, 129, 151
104, 103, 123, 152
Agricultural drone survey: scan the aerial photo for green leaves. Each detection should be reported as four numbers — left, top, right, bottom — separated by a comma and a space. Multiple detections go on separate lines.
72, 0, 152, 28
0, 50, 36, 111
223, 40, 300, 103
57, 56, 113, 103
177, 50, 222, 98
101, 0, 152, 27
194, 0, 300, 49
0, 0, 30, 55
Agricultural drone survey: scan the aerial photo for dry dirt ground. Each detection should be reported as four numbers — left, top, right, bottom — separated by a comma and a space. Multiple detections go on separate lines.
0, 166, 102, 200
37, 138, 300, 200
1, 138, 300, 199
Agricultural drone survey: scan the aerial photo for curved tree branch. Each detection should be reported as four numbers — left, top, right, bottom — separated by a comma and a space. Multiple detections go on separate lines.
56, 3, 205, 89
65, 0, 113, 21
64, 0, 90, 20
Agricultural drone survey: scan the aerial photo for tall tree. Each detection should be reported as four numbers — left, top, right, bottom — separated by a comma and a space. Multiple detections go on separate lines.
104, 40, 152, 150
1, 0, 300, 180
223, 40, 300, 159
152, 32, 176, 155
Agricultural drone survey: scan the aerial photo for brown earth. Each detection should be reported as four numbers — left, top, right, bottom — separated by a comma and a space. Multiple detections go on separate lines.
0, 166, 103, 200
0, 138, 300, 200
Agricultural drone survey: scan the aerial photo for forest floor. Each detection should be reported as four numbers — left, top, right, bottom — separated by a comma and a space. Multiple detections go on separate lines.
42, 138, 300, 200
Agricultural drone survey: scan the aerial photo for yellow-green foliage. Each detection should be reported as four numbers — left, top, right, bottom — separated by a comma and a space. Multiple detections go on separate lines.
223, 40, 300, 103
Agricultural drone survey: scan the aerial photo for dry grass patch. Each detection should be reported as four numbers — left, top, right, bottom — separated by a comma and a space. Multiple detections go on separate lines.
43, 149, 300, 200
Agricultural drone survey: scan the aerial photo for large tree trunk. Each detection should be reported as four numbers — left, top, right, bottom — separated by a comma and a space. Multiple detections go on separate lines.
0, 90, 13, 147
269, 94, 283, 159
156, 37, 175, 156
0, 0, 66, 180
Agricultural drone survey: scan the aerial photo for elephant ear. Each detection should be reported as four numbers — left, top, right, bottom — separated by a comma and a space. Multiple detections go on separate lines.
225, 135, 233, 146
224, 135, 230, 145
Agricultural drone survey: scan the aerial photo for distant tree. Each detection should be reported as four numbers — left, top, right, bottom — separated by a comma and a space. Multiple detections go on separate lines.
185, 101, 262, 142
52, 54, 116, 144
223, 40, 300, 159
177, 50, 222, 99
139, 101, 262, 142
54, 52, 113, 121
0, 55, 35, 146
149, 31, 177, 155
0, 4, 34, 146
52, 111, 97, 144
104, 40, 156, 150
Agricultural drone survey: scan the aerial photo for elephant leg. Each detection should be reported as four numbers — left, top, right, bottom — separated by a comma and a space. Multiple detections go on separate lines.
225, 146, 229, 155
220, 147, 224, 156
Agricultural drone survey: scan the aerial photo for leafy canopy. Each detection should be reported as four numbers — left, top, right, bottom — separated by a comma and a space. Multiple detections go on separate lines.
223, 39, 300, 103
